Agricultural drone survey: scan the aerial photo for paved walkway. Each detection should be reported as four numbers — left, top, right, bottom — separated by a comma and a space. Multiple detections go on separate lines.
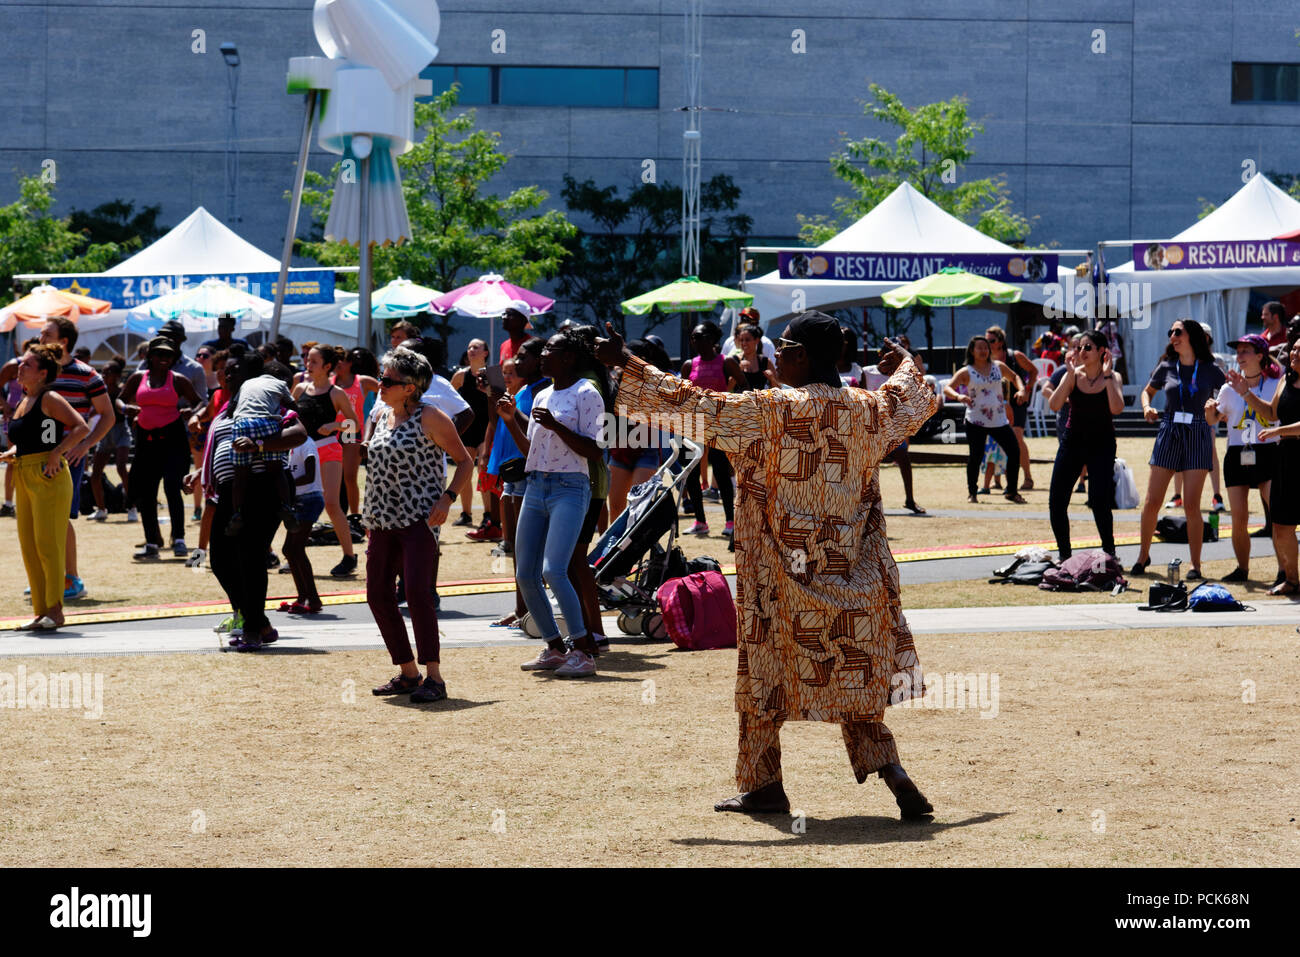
2, 596, 1294, 659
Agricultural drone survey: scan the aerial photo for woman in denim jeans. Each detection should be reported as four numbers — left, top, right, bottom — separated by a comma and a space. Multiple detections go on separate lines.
503, 332, 605, 678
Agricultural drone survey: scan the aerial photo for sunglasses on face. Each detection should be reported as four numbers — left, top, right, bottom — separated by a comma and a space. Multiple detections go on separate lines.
1080, 344, 1095, 353
378, 375, 410, 388
1168, 327, 1184, 337
776, 337, 804, 352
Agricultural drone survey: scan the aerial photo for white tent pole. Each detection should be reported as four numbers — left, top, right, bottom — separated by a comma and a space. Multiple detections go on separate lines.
357, 154, 374, 354
270, 89, 317, 341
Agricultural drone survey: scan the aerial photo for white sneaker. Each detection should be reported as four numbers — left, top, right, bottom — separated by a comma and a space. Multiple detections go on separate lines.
91, 508, 108, 521
554, 649, 596, 678
520, 647, 568, 671
126, 508, 139, 522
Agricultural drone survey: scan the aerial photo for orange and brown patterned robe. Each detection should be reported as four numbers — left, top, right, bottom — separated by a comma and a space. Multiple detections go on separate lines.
615, 355, 937, 724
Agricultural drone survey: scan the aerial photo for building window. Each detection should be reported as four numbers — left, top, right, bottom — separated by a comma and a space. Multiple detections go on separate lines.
419, 65, 658, 108
1232, 62, 1300, 104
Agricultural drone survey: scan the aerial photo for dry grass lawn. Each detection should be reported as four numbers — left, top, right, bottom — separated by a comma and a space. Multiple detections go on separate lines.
0, 624, 1295, 867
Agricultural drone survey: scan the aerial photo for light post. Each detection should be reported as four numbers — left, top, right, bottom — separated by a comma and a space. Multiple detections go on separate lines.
221, 42, 240, 227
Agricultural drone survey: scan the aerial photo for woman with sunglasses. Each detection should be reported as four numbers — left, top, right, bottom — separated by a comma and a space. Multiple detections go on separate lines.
1046, 330, 1125, 559
366, 349, 474, 702
1130, 319, 1225, 578
942, 335, 1027, 504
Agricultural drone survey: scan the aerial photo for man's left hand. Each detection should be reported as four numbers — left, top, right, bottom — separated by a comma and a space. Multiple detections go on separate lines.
595, 323, 630, 368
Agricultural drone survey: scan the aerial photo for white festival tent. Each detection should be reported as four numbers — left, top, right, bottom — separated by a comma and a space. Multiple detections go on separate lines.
744, 182, 1077, 334
1103, 174, 1300, 386
18, 207, 358, 357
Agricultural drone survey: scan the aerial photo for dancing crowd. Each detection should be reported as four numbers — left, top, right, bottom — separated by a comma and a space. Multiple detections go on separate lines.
4, 304, 1300, 681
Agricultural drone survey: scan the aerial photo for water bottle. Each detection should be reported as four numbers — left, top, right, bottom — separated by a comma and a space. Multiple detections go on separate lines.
1166, 558, 1181, 585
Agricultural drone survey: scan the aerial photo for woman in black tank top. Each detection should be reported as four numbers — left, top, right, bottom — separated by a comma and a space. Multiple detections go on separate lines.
0, 345, 91, 630
1046, 331, 1126, 559
734, 323, 775, 391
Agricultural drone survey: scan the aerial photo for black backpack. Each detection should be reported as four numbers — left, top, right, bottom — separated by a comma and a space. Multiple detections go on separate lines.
1156, 515, 1219, 543
990, 556, 1057, 586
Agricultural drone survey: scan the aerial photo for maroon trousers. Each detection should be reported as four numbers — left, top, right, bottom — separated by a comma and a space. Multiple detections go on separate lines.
366, 520, 440, 665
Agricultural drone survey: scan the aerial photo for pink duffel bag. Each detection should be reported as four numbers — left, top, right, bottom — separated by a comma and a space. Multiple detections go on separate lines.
655, 571, 738, 650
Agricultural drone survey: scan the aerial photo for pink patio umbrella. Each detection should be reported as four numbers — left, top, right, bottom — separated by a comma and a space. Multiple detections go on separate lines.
429, 273, 554, 354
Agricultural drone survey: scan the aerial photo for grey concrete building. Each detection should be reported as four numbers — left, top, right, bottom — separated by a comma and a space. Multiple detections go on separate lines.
4, 1, 1300, 331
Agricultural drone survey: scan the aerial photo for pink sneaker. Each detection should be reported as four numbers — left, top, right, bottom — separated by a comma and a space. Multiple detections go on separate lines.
521, 647, 568, 671
722, 522, 734, 538
688, 521, 709, 536
554, 649, 596, 678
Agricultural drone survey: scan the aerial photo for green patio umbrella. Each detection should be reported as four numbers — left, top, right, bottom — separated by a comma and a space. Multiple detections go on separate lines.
620, 276, 753, 316
881, 267, 1022, 371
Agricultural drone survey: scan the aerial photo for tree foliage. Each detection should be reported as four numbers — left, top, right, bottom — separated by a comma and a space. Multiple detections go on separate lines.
798, 83, 1032, 246
68, 199, 167, 251
0, 175, 130, 293
554, 173, 752, 334
298, 86, 577, 337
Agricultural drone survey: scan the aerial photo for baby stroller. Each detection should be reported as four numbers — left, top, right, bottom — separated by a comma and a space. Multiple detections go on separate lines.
589, 436, 703, 639
515, 437, 703, 640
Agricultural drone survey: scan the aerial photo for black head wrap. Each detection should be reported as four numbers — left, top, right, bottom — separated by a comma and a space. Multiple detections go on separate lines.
784, 311, 844, 387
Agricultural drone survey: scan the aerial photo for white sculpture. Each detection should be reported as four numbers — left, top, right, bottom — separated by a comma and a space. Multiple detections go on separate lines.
273, 0, 441, 346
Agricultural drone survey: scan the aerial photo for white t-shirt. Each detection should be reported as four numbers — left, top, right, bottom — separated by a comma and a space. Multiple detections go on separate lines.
1215, 378, 1280, 447
287, 437, 323, 496
525, 379, 603, 475
724, 334, 776, 365
839, 362, 863, 388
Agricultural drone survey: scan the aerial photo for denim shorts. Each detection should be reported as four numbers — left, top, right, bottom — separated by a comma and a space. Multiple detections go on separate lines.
503, 476, 528, 498
293, 491, 325, 527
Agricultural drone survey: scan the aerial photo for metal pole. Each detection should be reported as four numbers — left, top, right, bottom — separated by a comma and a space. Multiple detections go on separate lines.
270, 89, 317, 341
358, 154, 373, 353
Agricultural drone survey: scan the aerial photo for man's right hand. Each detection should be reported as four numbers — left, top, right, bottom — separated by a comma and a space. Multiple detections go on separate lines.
595, 323, 630, 368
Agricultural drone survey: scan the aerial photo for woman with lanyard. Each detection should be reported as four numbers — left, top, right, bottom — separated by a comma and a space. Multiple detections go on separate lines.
1130, 319, 1225, 578
366, 348, 474, 703
121, 336, 202, 561
487, 339, 548, 628
942, 335, 1027, 504
1205, 334, 1283, 584
332, 347, 379, 520
1046, 330, 1125, 559
293, 344, 361, 577
505, 332, 605, 678
189, 351, 309, 650
1228, 339, 1300, 594
682, 322, 743, 537
0, 344, 90, 631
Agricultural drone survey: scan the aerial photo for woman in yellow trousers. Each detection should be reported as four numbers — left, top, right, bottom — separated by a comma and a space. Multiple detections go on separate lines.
0, 344, 89, 631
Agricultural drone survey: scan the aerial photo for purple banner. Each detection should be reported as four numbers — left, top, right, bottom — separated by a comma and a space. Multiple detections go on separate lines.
776, 250, 1058, 283
1133, 240, 1300, 271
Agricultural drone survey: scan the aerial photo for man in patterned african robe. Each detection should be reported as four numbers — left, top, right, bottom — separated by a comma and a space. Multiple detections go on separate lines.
597, 311, 937, 819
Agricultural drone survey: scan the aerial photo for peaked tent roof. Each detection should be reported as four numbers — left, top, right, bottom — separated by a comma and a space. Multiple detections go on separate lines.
1107, 175, 1300, 300
104, 206, 281, 276
745, 182, 1066, 322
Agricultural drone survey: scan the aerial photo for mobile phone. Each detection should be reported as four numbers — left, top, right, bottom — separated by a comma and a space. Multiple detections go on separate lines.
482, 364, 506, 392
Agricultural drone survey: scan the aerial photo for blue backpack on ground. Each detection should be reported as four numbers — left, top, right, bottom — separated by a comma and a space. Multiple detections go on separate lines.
1187, 583, 1251, 612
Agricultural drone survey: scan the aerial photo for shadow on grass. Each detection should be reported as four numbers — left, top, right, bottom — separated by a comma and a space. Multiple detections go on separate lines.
673, 810, 1009, 847
382, 696, 500, 712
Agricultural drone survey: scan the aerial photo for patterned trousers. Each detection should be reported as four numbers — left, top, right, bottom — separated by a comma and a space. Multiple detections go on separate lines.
735, 712, 900, 791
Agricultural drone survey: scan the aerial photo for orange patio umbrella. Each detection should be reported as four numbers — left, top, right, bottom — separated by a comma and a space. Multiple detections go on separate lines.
0, 284, 112, 333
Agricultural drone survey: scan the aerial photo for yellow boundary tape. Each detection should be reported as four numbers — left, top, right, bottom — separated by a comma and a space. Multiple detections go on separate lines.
2, 526, 1258, 630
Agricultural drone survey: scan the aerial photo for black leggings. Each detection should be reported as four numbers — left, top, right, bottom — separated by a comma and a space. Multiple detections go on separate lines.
1049, 442, 1115, 559
130, 419, 189, 546
965, 423, 1020, 497
686, 447, 734, 523
209, 476, 280, 633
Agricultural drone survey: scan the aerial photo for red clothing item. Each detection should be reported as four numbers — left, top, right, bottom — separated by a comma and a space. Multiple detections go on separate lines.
136, 370, 181, 430
1265, 326, 1288, 348
499, 335, 534, 364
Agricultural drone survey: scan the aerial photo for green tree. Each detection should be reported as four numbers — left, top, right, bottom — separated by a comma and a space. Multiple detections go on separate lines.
68, 199, 167, 251
554, 173, 753, 334
0, 174, 127, 293
298, 86, 577, 339
798, 83, 1032, 246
